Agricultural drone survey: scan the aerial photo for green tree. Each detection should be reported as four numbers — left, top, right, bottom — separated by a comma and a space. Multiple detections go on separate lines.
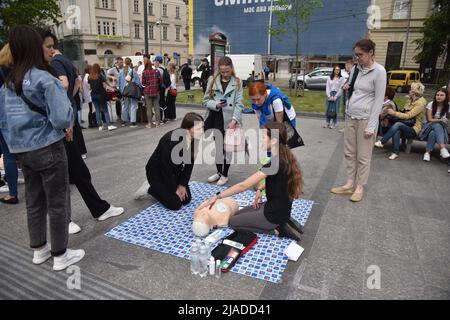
414, 0, 450, 82
270, 0, 322, 66
0, 0, 62, 45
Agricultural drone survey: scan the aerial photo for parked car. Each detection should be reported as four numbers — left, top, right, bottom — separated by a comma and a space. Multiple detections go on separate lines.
290, 67, 349, 90
387, 70, 420, 93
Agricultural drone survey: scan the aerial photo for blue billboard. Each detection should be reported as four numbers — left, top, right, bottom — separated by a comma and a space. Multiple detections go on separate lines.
192, 0, 369, 56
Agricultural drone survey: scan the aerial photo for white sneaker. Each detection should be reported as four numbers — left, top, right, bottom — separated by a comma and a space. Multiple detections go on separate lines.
32, 244, 51, 265
323, 123, 328, 128
374, 141, 384, 148
134, 180, 151, 200
53, 249, 85, 271
0, 184, 9, 193
69, 221, 81, 235
207, 173, 221, 183
108, 125, 117, 131
81, 154, 87, 160
97, 206, 124, 221
216, 176, 229, 186
17, 178, 25, 184
440, 148, 450, 159
423, 152, 431, 162
388, 153, 399, 160
98, 126, 103, 131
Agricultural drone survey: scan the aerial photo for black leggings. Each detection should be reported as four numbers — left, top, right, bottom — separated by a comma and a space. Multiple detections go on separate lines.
214, 134, 231, 177
148, 177, 192, 211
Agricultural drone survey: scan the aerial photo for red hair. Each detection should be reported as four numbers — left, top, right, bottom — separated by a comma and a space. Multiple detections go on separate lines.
248, 81, 267, 96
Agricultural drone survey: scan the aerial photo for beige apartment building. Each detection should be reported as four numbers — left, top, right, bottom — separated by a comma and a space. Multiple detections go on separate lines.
368, 0, 444, 75
54, 0, 189, 68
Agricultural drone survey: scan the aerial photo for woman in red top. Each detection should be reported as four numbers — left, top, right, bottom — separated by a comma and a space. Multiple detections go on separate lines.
142, 60, 161, 128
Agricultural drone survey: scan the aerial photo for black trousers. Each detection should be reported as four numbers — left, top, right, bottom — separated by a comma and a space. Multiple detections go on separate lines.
183, 79, 191, 90
64, 139, 110, 218
148, 175, 191, 211
165, 93, 177, 120
73, 121, 87, 155
115, 99, 122, 119
159, 88, 166, 121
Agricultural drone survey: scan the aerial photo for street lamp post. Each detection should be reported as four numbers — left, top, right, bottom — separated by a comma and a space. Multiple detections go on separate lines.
159, 0, 163, 56
402, 0, 412, 69
267, 0, 274, 55
144, 0, 149, 55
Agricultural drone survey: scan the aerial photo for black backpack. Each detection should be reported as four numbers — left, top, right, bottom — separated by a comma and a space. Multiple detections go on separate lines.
161, 67, 171, 89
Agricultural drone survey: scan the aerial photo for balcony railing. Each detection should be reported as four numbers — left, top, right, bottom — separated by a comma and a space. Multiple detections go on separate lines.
96, 35, 123, 42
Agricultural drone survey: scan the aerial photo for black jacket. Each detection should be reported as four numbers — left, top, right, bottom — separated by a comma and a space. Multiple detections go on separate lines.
145, 130, 194, 192
181, 65, 193, 81
197, 63, 211, 81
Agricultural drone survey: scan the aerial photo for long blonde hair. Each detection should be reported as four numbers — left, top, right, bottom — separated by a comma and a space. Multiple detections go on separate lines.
208, 56, 240, 98
168, 62, 178, 82
0, 43, 13, 66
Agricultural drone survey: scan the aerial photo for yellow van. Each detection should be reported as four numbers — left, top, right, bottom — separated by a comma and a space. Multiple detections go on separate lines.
387, 70, 420, 93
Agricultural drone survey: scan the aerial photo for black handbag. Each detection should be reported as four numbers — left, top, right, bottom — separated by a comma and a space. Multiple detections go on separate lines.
272, 104, 304, 149
122, 72, 142, 99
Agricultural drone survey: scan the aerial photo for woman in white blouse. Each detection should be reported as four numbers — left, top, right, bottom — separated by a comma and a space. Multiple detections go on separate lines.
165, 62, 178, 121
324, 66, 345, 129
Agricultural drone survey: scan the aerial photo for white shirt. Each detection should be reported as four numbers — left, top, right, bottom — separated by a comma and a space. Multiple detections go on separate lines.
82, 74, 91, 103
426, 102, 448, 119
137, 64, 145, 79
170, 73, 177, 89
264, 90, 296, 122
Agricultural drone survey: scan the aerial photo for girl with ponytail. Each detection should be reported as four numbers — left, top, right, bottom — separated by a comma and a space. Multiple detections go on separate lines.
198, 122, 303, 239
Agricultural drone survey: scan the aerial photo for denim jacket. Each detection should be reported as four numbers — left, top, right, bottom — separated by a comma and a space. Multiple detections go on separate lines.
0, 67, 74, 153
118, 68, 142, 94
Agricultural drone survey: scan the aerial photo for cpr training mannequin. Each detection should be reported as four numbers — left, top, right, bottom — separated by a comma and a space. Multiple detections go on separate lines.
192, 198, 239, 237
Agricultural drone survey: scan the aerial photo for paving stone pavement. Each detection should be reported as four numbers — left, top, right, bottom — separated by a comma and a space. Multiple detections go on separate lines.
0, 105, 449, 300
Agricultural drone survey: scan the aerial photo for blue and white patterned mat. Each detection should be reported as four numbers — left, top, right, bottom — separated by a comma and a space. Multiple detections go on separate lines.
105, 182, 314, 283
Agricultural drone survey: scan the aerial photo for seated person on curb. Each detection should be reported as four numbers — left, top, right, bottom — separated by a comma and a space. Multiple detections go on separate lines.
198, 122, 303, 241
192, 198, 239, 237
420, 89, 450, 162
379, 87, 397, 131
374, 82, 427, 160
134, 112, 204, 210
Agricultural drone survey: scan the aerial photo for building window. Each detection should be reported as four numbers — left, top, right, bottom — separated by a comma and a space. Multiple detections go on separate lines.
133, 0, 139, 13
162, 4, 168, 17
134, 23, 140, 39
97, 21, 101, 35
385, 42, 403, 71
149, 25, 154, 39
393, 0, 410, 19
176, 6, 180, 19
148, 2, 154, 15
176, 27, 180, 41
103, 21, 111, 35
112, 22, 116, 36
162, 26, 168, 41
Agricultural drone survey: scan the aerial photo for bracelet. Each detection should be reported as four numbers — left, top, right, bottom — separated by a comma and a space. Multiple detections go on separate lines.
215, 191, 222, 199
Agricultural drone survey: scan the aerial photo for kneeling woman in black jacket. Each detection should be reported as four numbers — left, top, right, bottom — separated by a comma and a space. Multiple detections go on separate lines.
134, 112, 204, 210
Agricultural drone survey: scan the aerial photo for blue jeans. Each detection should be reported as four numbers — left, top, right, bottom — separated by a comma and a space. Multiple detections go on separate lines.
381, 122, 416, 155
326, 91, 340, 124
122, 97, 138, 124
426, 123, 447, 151
91, 94, 111, 126
0, 131, 18, 197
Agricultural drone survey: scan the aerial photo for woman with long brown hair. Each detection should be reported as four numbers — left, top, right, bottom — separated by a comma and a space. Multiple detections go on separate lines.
164, 62, 178, 121
199, 122, 303, 239
88, 63, 117, 131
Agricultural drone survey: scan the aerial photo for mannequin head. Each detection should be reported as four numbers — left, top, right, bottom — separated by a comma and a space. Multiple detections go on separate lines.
192, 198, 239, 237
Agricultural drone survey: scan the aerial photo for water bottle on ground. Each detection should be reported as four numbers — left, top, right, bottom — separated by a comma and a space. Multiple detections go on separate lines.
198, 244, 209, 277
190, 241, 200, 275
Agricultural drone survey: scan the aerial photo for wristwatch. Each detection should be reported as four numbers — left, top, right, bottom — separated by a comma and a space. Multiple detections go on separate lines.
215, 191, 222, 199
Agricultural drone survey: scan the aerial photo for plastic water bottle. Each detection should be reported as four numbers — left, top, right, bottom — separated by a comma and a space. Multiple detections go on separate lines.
198, 244, 209, 277
190, 241, 200, 275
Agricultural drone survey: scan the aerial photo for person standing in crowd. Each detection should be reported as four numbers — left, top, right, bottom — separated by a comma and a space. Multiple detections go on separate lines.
0, 43, 19, 205
203, 56, 244, 186
107, 57, 124, 122
199, 122, 303, 240
39, 29, 125, 234
339, 59, 355, 133
74, 68, 85, 129
88, 64, 117, 131
137, 55, 150, 81
374, 82, 427, 160
119, 57, 141, 128
134, 113, 204, 210
420, 89, 449, 162
248, 80, 296, 128
165, 62, 178, 121
0, 26, 85, 270
197, 58, 212, 94
324, 66, 345, 129
264, 62, 271, 81
180, 63, 193, 90
153, 55, 167, 124
331, 39, 386, 202
142, 58, 161, 128
83, 65, 97, 128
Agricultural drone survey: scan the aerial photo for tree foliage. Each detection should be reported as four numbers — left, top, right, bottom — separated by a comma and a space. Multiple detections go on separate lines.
0, 0, 62, 44
270, 0, 322, 64
414, 0, 450, 72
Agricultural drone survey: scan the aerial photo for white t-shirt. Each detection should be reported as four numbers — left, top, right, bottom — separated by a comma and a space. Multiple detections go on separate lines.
265, 90, 296, 122
137, 64, 145, 79
426, 102, 448, 119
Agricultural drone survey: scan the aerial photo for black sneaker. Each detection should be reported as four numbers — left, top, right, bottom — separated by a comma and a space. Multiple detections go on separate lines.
276, 223, 301, 241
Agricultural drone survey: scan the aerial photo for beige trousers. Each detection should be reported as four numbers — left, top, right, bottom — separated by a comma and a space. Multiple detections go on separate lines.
145, 95, 160, 123
344, 118, 377, 186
